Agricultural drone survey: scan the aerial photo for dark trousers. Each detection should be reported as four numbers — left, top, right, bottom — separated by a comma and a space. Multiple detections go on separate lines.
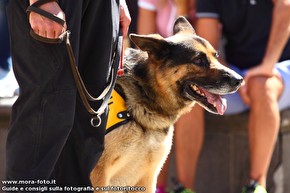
6, 0, 120, 190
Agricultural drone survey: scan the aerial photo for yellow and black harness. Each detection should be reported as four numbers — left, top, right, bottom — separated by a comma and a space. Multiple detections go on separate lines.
105, 89, 131, 134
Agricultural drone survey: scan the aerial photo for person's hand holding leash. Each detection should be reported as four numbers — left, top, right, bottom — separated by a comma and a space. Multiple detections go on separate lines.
29, 0, 66, 39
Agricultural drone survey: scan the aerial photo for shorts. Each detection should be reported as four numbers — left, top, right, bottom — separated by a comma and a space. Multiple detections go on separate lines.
224, 60, 290, 115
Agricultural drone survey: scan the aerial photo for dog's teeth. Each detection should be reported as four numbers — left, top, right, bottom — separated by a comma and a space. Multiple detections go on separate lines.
191, 84, 206, 97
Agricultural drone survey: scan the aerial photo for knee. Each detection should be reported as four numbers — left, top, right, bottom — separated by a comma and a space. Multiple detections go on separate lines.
247, 76, 283, 104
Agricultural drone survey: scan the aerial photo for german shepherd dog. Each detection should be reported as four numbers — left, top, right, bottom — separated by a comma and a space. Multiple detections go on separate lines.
90, 17, 243, 193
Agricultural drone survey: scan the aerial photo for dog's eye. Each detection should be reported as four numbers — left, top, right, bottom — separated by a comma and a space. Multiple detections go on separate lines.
214, 52, 219, 58
193, 56, 208, 66
194, 58, 202, 64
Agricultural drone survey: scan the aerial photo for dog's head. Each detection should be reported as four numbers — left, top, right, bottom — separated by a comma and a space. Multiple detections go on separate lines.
128, 17, 243, 115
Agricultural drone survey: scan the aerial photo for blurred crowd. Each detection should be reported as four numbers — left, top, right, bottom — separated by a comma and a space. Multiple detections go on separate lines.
0, 0, 18, 98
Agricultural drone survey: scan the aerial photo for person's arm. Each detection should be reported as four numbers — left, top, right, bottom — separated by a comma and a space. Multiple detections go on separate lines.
175, 0, 195, 25
195, 18, 220, 49
28, 0, 66, 39
239, 0, 290, 103
262, 0, 290, 65
175, 0, 190, 17
137, 6, 157, 34
244, 0, 290, 78
120, 0, 131, 37
195, 17, 226, 65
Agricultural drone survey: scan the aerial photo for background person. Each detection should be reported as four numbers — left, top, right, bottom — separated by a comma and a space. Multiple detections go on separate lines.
190, 0, 290, 192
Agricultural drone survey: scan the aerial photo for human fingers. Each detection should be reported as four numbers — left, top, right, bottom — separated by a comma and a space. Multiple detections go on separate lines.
30, 15, 64, 39
243, 65, 274, 84
29, 1, 66, 39
43, 19, 63, 38
239, 83, 250, 105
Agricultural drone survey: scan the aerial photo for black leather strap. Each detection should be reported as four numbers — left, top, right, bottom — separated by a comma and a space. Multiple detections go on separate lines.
32, 0, 58, 8
26, 0, 65, 26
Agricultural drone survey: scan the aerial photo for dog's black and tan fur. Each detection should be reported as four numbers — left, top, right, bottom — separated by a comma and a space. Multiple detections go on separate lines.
90, 17, 243, 193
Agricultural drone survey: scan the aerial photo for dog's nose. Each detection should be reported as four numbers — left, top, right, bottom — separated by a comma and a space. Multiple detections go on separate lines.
230, 76, 244, 87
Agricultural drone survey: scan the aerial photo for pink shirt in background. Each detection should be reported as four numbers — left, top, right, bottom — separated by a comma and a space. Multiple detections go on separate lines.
138, 0, 177, 37
138, 0, 196, 38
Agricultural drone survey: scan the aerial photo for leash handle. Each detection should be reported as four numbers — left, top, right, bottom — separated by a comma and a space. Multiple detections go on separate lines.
30, 30, 119, 128
26, 2, 122, 127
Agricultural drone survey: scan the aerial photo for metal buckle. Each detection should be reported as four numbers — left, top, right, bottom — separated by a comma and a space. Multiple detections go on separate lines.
90, 115, 102, 128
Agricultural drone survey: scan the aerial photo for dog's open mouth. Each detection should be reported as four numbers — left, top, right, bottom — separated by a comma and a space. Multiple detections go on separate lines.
184, 82, 227, 115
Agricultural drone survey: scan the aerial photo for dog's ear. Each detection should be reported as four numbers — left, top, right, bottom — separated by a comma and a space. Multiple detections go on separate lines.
129, 34, 169, 59
173, 16, 196, 35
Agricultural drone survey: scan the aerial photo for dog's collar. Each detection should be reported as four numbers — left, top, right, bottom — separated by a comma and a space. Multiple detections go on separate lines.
106, 89, 131, 134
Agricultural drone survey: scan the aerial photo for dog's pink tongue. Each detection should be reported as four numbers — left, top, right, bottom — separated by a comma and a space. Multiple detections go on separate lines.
203, 90, 227, 115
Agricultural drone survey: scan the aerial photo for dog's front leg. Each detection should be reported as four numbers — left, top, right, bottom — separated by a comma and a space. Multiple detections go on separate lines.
91, 164, 110, 193
135, 172, 157, 193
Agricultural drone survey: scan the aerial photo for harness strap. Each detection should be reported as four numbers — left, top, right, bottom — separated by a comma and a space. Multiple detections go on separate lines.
26, 3, 122, 128
105, 89, 131, 135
